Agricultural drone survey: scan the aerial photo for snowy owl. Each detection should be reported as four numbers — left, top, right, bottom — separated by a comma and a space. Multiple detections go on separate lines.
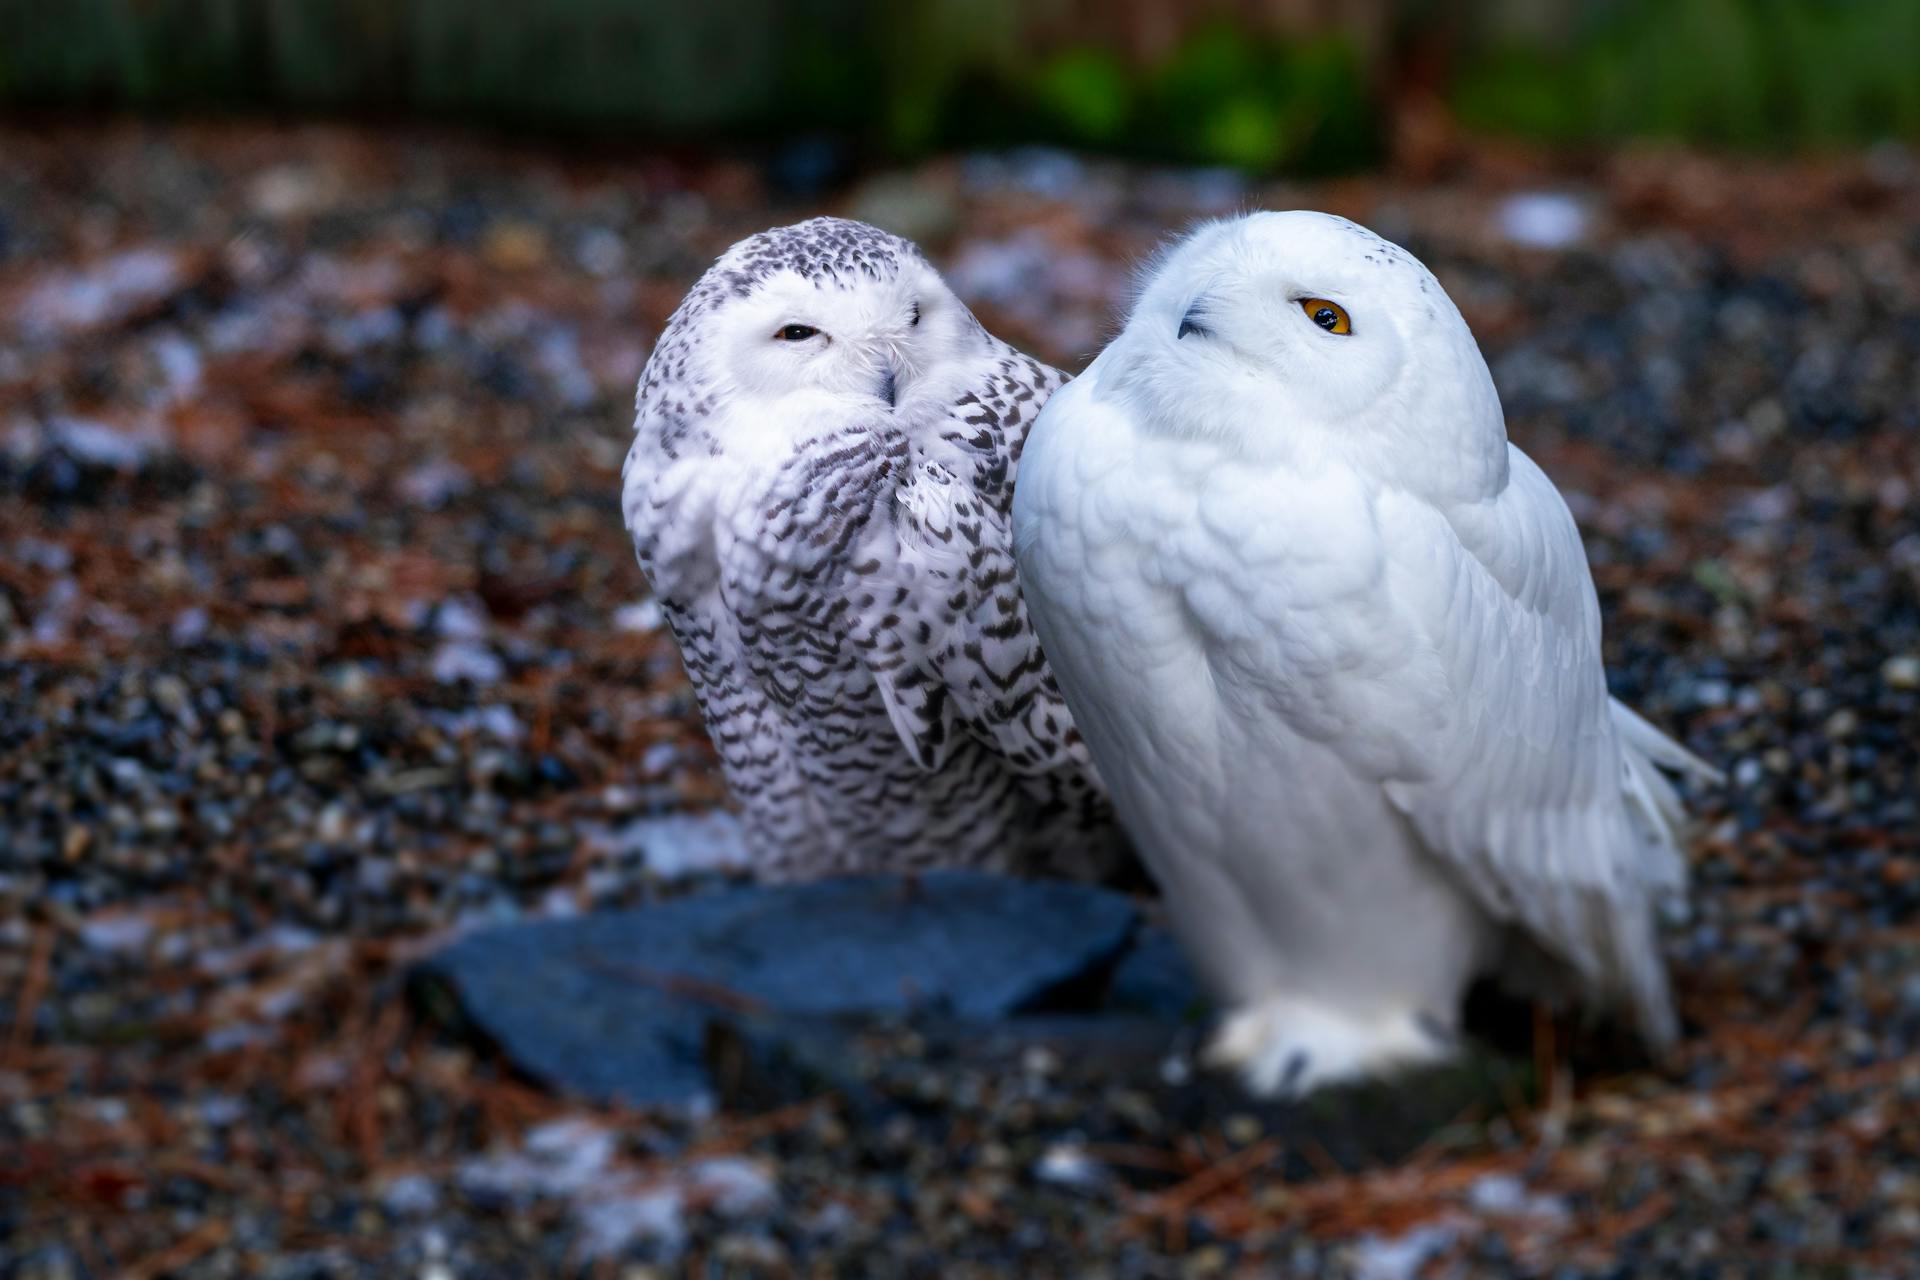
623, 217, 1119, 880
1011, 211, 1720, 1095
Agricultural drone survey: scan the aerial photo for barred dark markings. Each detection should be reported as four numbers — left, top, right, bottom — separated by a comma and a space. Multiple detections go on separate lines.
623, 218, 1122, 880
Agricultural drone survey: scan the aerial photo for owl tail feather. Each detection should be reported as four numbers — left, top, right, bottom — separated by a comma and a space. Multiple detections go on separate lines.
1611, 699, 1725, 787
1610, 697, 1721, 910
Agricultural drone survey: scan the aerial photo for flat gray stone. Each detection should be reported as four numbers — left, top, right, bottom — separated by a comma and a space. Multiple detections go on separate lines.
417, 872, 1154, 1107
1105, 926, 1205, 1020
417, 872, 1539, 1164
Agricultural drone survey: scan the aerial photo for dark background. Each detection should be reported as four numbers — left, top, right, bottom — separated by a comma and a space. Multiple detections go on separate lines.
5, 0, 1918, 162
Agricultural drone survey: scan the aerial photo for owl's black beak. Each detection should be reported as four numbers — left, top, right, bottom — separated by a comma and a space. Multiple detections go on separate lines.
878, 368, 897, 408
1177, 307, 1212, 341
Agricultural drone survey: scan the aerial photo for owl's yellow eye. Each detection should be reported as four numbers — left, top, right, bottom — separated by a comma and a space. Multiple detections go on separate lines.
1299, 299, 1351, 335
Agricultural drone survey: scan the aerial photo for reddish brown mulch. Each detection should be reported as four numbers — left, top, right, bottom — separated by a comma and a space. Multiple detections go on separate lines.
1, 121, 1917, 1276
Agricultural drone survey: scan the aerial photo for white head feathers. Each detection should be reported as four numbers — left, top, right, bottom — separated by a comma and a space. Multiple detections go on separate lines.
1107, 211, 1509, 502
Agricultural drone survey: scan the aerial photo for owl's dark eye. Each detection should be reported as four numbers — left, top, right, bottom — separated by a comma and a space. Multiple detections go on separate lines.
774, 324, 820, 341
909, 302, 921, 327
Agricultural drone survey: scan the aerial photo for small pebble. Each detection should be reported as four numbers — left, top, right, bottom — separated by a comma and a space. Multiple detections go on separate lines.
1882, 655, 1920, 690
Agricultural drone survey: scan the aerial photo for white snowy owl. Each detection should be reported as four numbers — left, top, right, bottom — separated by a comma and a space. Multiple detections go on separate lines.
1011, 211, 1720, 1095
623, 217, 1119, 880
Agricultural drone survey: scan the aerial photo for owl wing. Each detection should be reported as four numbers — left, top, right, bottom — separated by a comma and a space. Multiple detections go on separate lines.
1370, 447, 1718, 1046
622, 427, 721, 610
849, 345, 1097, 784
623, 406, 911, 863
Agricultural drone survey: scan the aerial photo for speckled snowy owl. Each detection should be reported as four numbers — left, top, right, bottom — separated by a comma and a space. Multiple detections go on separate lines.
1012, 211, 1720, 1096
624, 217, 1120, 880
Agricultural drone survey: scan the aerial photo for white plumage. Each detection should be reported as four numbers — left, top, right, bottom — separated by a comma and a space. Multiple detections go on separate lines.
1012, 211, 1719, 1095
624, 218, 1119, 880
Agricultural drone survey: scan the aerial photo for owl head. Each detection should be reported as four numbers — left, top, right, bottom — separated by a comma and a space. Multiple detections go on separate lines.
637, 218, 984, 459
1106, 211, 1509, 500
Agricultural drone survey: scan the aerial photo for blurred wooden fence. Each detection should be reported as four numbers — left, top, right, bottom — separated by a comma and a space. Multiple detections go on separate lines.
0, 0, 832, 129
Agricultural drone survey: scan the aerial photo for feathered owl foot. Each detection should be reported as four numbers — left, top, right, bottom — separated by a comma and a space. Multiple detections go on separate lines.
1203, 993, 1460, 1099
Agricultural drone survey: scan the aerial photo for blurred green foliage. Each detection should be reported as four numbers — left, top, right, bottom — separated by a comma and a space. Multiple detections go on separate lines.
893, 19, 1378, 170
1455, 0, 1920, 145
1145, 28, 1374, 171
0, 0, 1915, 165
1033, 49, 1132, 146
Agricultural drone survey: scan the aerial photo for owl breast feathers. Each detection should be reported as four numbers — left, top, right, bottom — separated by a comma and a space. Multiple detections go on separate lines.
623, 217, 1123, 880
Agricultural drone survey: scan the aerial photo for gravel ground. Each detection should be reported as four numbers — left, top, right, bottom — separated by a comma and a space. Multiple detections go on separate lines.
1, 122, 1918, 1277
